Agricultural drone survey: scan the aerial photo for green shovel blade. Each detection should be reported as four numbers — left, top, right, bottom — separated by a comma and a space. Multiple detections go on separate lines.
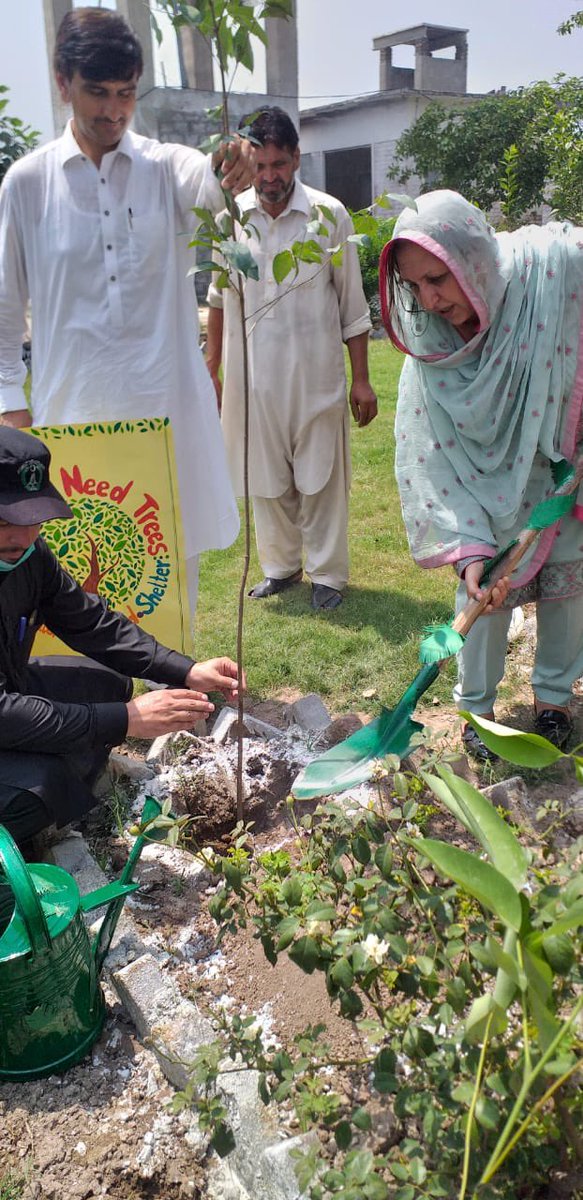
292, 664, 439, 800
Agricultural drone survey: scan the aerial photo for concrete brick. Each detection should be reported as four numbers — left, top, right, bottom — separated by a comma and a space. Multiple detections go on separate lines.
146, 733, 174, 763
211, 707, 250, 744
290, 693, 331, 733
112, 954, 214, 1089
113, 954, 306, 1198
48, 834, 109, 895
563, 787, 583, 835
108, 751, 157, 782
243, 714, 287, 742
480, 775, 542, 835
146, 727, 206, 764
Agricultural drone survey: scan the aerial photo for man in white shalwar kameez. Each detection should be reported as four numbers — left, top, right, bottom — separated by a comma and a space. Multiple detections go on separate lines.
0, 7, 252, 614
206, 108, 377, 610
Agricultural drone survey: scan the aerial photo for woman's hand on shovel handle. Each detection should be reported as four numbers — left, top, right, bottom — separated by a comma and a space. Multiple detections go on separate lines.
464, 561, 510, 611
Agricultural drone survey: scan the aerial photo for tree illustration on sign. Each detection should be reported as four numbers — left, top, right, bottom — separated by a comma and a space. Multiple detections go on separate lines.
43, 497, 146, 606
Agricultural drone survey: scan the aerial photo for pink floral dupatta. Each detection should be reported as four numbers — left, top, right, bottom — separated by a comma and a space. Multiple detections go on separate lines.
380, 190, 583, 584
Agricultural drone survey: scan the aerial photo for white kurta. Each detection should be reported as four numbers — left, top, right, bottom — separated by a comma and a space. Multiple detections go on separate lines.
0, 124, 239, 560
209, 180, 371, 498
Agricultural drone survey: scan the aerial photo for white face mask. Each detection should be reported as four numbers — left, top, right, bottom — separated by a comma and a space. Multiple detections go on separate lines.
0, 543, 36, 573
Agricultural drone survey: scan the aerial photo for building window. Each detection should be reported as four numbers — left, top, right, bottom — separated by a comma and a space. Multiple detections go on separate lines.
325, 145, 371, 211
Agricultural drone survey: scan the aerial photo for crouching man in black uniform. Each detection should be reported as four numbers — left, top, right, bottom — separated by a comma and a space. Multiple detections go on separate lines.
0, 427, 244, 846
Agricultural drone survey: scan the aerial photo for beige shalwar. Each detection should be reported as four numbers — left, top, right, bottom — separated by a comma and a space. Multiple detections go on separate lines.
208, 179, 371, 586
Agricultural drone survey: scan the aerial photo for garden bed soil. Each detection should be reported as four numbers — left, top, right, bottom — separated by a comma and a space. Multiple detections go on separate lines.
2, 612, 583, 1199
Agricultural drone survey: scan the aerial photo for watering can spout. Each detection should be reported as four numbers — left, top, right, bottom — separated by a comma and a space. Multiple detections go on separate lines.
87, 795, 164, 976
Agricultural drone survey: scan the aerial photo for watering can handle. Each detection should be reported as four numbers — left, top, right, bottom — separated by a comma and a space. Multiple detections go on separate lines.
0, 825, 52, 956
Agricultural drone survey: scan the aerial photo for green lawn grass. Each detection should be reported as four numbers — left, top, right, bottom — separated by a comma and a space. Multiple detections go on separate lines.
195, 341, 458, 714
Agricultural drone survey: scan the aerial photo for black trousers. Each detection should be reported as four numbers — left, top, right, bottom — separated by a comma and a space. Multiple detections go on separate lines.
0, 657, 133, 846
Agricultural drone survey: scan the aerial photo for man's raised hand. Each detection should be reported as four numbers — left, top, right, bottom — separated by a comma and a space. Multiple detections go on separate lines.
126, 688, 215, 737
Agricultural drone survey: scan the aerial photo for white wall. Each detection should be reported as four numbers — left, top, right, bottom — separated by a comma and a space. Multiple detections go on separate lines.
300, 91, 477, 202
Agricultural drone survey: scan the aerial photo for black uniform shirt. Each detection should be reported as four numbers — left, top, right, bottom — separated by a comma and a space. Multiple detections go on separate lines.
0, 538, 194, 755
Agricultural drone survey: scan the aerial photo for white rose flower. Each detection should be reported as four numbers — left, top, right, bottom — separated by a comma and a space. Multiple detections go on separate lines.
359, 933, 389, 965
306, 919, 332, 937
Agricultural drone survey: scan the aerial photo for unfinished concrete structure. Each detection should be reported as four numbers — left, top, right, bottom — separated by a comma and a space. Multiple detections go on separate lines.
300, 23, 478, 212
42, 0, 299, 143
374, 23, 468, 96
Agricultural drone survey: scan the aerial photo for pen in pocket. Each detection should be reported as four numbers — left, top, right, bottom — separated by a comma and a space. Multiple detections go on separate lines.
17, 616, 27, 645
128, 206, 133, 231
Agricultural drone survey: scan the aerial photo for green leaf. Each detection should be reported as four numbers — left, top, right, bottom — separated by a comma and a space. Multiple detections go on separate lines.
543, 898, 583, 937
219, 240, 259, 280
281, 876, 303, 907
211, 1121, 236, 1157
305, 901, 337, 921
464, 993, 508, 1043
390, 1162, 409, 1181
334, 1120, 352, 1150
573, 756, 583, 785
345, 1149, 374, 1184
187, 260, 222, 275
483, 935, 524, 988
475, 1096, 500, 1131
374, 843, 393, 879
394, 1186, 415, 1200
261, 933, 277, 966
273, 249, 296, 283
529, 988, 561, 1052
352, 1106, 372, 1131
288, 936, 320, 974
415, 838, 523, 931
373, 1047, 397, 1093
422, 766, 528, 887
380, 191, 418, 211
292, 238, 324, 264
318, 203, 337, 225
352, 835, 371, 864
347, 233, 373, 248
339, 988, 363, 1018
409, 1157, 427, 1185
352, 943, 370, 974
523, 945, 553, 1004
233, 26, 254, 71
460, 712, 565, 767
275, 915, 299, 951
329, 957, 354, 990
364, 1176, 390, 1200
541, 931, 576, 974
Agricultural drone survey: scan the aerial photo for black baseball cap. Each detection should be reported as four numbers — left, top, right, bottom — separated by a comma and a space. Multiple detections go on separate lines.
0, 428, 73, 524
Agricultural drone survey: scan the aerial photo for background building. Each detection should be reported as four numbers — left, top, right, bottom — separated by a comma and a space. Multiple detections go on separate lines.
300, 24, 482, 210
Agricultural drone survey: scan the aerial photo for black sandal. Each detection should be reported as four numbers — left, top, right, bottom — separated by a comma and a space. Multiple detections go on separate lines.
533, 708, 573, 750
462, 724, 499, 764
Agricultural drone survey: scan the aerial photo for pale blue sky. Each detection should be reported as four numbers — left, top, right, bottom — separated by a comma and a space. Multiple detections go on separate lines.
1, 0, 581, 142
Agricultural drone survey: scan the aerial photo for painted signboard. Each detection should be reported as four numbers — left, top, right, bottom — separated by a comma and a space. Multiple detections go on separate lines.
31, 419, 190, 655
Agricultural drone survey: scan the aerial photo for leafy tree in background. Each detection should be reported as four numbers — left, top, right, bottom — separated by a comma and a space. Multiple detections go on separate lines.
558, 9, 583, 34
0, 86, 39, 185
389, 76, 583, 224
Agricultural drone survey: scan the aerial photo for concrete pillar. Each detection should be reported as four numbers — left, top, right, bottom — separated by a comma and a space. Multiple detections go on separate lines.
265, 1, 298, 104
177, 26, 214, 89
117, 0, 156, 95
379, 46, 392, 91
42, 0, 72, 136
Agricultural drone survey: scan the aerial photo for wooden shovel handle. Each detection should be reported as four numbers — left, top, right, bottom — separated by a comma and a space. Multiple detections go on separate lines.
451, 455, 583, 641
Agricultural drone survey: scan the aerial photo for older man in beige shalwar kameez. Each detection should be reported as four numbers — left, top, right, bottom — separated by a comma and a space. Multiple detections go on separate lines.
206, 108, 377, 610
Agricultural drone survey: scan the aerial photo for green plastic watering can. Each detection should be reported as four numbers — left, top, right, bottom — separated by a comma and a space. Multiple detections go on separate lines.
0, 795, 165, 1081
